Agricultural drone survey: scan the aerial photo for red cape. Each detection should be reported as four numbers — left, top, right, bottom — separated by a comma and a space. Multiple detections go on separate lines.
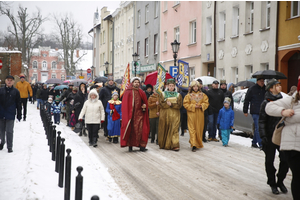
120, 84, 150, 147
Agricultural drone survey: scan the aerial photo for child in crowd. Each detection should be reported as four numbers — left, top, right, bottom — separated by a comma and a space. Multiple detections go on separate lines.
69, 99, 76, 130
217, 97, 234, 147
45, 97, 53, 115
51, 95, 63, 125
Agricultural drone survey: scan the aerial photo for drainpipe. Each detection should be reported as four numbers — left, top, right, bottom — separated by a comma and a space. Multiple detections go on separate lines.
104, 15, 114, 77
213, 1, 217, 77
275, 1, 279, 71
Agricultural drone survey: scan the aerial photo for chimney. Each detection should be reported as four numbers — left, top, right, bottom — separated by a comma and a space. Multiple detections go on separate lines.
76, 49, 79, 58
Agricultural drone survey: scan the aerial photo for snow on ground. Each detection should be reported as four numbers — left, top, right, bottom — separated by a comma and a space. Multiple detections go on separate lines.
0, 103, 129, 200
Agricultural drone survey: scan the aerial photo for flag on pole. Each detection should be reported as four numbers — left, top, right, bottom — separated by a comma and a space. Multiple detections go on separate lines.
120, 63, 131, 98
154, 63, 166, 94
177, 60, 190, 89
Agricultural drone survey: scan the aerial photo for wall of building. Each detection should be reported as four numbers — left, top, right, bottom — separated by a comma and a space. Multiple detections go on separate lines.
0, 52, 22, 85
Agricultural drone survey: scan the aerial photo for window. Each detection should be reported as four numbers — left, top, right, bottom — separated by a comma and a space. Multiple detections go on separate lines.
51, 74, 56, 79
219, 12, 226, 40
145, 38, 149, 57
232, 7, 239, 36
219, 68, 225, 79
145, 4, 149, 23
103, 30, 105, 44
164, 31, 167, 51
137, 41, 140, 55
246, 1, 254, 33
266, 1, 271, 27
51, 61, 57, 69
232, 67, 239, 83
291, 1, 300, 17
164, 1, 168, 11
42, 61, 47, 70
174, 27, 180, 42
154, 34, 158, 54
155, 1, 159, 18
245, 65, 253, 80
190, 21, 196, 44
32, 73, 38, 81
32, 61, 38, 69
206, 17, 212, 44
61, 75, 65, 81
137, 10, 141, 27
260, 63, 269, 71
189, 67, 195, 82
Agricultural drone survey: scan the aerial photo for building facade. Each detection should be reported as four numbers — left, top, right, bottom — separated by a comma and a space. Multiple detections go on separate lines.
28, 46, 65, 83
90, 9, 101, 78
0, 50, 22, 86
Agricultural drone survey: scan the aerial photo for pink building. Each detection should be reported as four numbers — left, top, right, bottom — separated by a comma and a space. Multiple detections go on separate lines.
28, 46, 66, 83
160, 1, 202, 80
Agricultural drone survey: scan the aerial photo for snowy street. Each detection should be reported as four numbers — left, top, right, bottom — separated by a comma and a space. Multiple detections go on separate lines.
0, 103, 293, 200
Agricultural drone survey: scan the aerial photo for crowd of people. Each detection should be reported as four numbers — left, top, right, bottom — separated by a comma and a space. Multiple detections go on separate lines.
0, 73, 299, 199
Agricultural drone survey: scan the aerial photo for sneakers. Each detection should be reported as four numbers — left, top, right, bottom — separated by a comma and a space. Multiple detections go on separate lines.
0, 143, 4, 150
271, 186, 279, 195
8, 149, 13, 153
277, 182, 288, 194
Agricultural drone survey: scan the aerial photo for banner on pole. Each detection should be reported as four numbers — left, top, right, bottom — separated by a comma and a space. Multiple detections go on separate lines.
154, 63, 167, 94
177, 60, 190, 89
120, 63, 131, 98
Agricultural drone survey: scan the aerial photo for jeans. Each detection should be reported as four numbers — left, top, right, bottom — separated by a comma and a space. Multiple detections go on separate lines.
208, 113, 219, 139
221, 129, 231, 146
20, 98, 28, 119
0, 119, 15, 150
53, 113, 60, 124
37, 99, 43, 108
251, 114, 262, 146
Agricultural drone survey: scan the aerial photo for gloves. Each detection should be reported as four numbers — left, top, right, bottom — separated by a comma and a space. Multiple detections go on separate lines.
29, 97, 32, 101
101, 120, 104, 124
79, 119, 83, 122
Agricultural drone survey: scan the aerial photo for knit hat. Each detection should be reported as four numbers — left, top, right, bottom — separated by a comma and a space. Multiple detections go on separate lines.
256, 75, 264, 81
166, 78, 176, 85
108, 76, 114, 81
212, 80, 219, 84
48, 97, 53, 102
224, 97, 231, 104
111, 89, 119, 97
146, 84, 153, 90
55, 95, 60, 102
72, 87, 78, 91
220, 79, 227, 85
6, 75, 14, 80
297, 78, 300, 92
196, 79, 202, 84
266, 78, 280, 91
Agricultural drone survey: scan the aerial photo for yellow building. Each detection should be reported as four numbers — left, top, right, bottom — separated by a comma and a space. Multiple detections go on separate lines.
277, 1, 300, 93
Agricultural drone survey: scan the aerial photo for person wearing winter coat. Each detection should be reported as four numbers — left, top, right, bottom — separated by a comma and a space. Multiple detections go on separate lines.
51, 96, 63, 125
179, 88, 188, 136
40, 84, 49, 105
59, 83, 74, 124
78, 89, 105, 147
217, 97, 234, 147
265, 77, 300, 200
45, 98, 53, 115
259, 79, 289, 195
145, 84, 153, 99
31, 84, 37, 104
36, 85, 43, 109
219, 80, 234, 110
148, 90, 160, 144
197, 79, 209, 143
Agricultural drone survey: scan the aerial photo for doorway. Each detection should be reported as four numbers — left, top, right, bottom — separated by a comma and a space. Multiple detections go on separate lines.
288, 52, 300, 90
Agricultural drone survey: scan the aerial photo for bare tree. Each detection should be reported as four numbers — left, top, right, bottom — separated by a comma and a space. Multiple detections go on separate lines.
53, 13, 86, 76
0, 3, 47, 65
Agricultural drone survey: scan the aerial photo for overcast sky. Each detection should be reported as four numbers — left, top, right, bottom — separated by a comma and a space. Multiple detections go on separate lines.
0, 1, 121, 42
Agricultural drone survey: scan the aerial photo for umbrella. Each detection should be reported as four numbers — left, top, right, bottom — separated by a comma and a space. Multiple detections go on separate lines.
45, 78, 63, 84
194, 76, 217, 85
94, 76, 108, 83
144, 71, 173, 86
70, 79, 88, 87
235, 80, 255, 87
54, 85, 68, 90
115, 78, 123, 84
252, 70, 287, 79
63, 80, 71, 85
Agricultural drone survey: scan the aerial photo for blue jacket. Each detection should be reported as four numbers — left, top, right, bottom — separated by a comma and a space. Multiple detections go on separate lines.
217, 106, 234, 130
0, 85, 21, 120
51, 101, 63, 114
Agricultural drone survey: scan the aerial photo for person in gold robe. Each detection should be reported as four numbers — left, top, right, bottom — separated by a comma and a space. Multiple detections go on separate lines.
158, 79, 182, 151
183, 81, 209, 152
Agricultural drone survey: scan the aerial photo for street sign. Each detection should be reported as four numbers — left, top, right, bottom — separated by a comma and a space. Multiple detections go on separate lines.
79, 76, 84, 79
87, 68, 91, 73
0, 59, 2, 69
87, 73, 91, 78
169, 66, 178, 78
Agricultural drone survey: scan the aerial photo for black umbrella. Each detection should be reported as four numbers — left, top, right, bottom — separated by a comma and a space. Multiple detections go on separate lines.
45, 78, 63, 84
252, 70, 287, 79
115, 78, 123, 84
94, 76, 108, 83
236, 81, 255, 87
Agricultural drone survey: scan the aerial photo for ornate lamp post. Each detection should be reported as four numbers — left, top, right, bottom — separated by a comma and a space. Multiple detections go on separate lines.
132, 52, 139, 77
91, 66, 95, 80
171, 40, 180, 66
104, 61, 109, 76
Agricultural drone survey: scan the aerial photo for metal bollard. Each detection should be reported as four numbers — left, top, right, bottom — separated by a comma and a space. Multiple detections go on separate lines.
49, 125, 55, 153
55, 131, 61, 173
51, 126, 56, 161
91, 196, 100, 200
64, 149, 72, 200
75, 166, 83, 200
48, 121, 53, 147
58, 138, 65, 188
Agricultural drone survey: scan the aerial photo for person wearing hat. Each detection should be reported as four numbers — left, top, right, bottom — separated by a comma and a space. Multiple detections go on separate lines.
15, 74, 33, 121
217, 97, 234, 147
0, 75, 22, 153
145, 84, 153, 99
120, 77, 150, 152
243, 76, 266, 149
219, 79, 234, 110
183, 80, 209, 152
39, 84, 49, 107
59, 83, 74, 124
206, 80, 225, 142
265, 76, 300, 199
99, 76, 120, 137
158, 78, 182, 151
258, 78, 289, 195
197, 78, 209, 142
51, 95, 63, 125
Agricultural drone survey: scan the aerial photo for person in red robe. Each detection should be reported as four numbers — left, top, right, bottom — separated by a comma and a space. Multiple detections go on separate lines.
120, 77, 150, 152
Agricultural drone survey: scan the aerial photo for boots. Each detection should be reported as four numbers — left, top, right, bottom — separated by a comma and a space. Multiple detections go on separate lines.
92, 138, 97, 147
277, 182, 288, 194
140, 147, 148, 152
128, 146, 133, 152
271, 186, 279, 195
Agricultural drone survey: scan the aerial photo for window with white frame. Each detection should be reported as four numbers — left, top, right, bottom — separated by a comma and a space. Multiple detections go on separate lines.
219, 11, 226, 40
246, 1, 254, 32
174, 27, 180, 42
266, 1, 271, 27
232, 6, 239, 36
232, 67, 239, 83
51, 61, 57, 69
190, 20, 196, 44
155, 1, 159, 18
206, 17, 212, 44
42, 61, 47, 70
137, 10, 141, 27
32, 61, 38, 69
164, 1, 168, 12
145, 4, 149, 23
291, 1, 300, 17
189, 67, 195, 82
164, 31, 167, 51
137, 41, 140, 55
154, 34, 158, 54
32, 73, 38, 81
260, 63, 269, 71
61, 75, 65, 81
145, 38, 149, 57
219, 68, 225, 80
245, 65, 253, 80
51, 74, 56, 79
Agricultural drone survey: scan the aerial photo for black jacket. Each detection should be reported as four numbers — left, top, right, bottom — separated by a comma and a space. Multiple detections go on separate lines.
59, 88, 72, 102
259, 91, 283, 139
145, 90, 153, 100
0, 85, 21, 120
220, 88, 234, 110
180, 88, 188, 114
74, 83, 88, 121
243, 84, 266, 114
206, 88, 225, 115
40, 88, 49, 101
99, 82, 120, 109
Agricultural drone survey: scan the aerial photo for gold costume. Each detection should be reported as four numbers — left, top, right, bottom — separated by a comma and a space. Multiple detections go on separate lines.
158, 91, 182, 150
183, 91, 209, 148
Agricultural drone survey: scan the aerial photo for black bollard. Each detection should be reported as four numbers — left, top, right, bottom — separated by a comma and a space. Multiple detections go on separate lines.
58, 138, 65, 188
91, 196, 99, 200
75, 166, 83, 200
48, 121, 53, 147
64, 149, 72, 200
52, 126, 56, 161
55, 131, 61, 173
49, 125, 55, 153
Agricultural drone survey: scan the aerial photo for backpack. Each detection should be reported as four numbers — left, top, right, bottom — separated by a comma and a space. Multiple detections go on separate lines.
69, 113, 76, 127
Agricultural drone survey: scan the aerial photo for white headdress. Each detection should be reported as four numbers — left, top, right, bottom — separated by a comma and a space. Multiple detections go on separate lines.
131, 77, 141, 83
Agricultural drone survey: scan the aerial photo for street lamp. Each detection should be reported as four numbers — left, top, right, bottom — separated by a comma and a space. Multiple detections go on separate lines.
132, 52, 139, 77
104, 61, 109, 76
91, 66, 95, 80
80, 69, 83, 76
171, 40, 180, 66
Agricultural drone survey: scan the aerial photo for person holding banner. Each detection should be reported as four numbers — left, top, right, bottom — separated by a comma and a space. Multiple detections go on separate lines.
158, 79, 182, 151
183, 81, 209, 152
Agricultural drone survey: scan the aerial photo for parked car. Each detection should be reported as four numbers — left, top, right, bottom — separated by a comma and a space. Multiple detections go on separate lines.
232, 89, 288, 137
